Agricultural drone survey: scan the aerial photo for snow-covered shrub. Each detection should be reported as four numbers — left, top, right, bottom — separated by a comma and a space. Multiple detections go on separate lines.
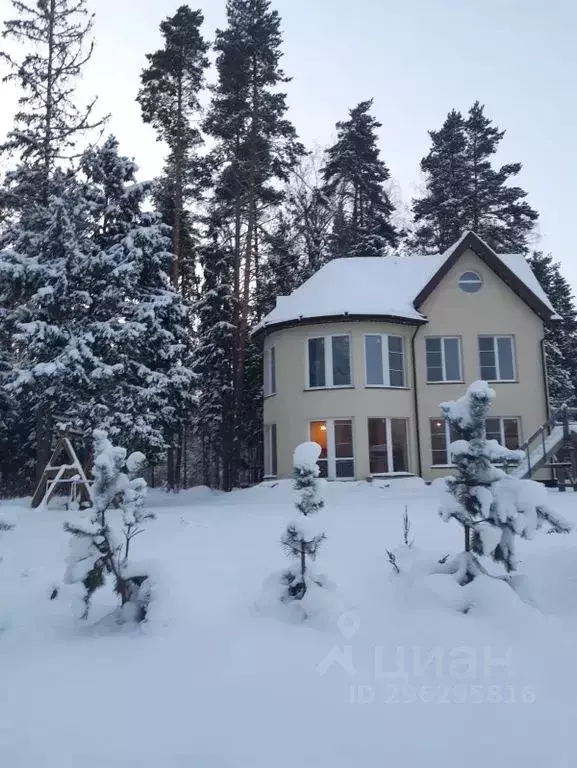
63, 429, 153, 622
0, 518, 13, 567
438, 380, 570, 586
280, 441, 327, 601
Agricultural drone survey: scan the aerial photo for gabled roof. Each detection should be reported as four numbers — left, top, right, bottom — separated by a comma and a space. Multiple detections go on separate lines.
253, 231, 559, 336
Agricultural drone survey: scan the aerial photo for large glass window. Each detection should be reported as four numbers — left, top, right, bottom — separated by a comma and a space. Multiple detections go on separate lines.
264, 424, 277, 477
425, 337, 462, 382
478, 336, 516, 382
309, 419, 354, 479
364, 334, 405, 388
264, 346, 276, 396
308, 338, 326, 388
430, 418, 458, 466
368, 418, 409, 474
310, 420, 328, 477
307, 335, 351, 388
485, 418, 520, 449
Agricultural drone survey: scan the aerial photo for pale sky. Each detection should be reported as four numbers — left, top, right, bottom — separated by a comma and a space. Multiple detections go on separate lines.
1, 0, 576, 288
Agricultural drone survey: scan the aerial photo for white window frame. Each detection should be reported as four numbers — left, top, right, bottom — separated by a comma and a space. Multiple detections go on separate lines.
430, 418, 455, 467
308, 418, 355, 480
485, 417, 520, 449
264, 424, 277, 477
425, 336, 462, 383
363, 333, 405, 388
264, 346, 276, 397
368, 417, 410, 475
478, 335, 516, 382
305, 334, 352, 389
458, 271, 483, 293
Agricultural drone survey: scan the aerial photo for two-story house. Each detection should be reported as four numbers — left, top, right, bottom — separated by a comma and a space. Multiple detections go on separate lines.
253, 231, 559, 482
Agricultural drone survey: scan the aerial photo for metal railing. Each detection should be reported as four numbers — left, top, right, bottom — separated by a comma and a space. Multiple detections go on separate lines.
518, 403, 577, 479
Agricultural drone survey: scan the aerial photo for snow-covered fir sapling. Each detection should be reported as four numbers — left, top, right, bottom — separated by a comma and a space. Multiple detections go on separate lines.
438, 380, 570, 586
63, 430, 153, 622
281, 442, 327, 601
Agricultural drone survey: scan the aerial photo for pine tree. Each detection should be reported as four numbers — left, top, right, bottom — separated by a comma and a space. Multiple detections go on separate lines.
413, 103, 538, 253
63, 429, 152, 622
281, 441, 327, 602
438, 381, 570, 586
203, 0, 304, 486
137, 5, 209, 291
412, 110, 469, 252
322, 100, 397, 258
528, 251, 577, 407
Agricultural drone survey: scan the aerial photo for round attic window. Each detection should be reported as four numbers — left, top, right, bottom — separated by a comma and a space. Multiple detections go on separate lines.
458, 271, 483, 293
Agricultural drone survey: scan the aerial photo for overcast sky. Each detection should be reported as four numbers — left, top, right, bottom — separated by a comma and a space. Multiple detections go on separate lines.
1, 0, 576, 288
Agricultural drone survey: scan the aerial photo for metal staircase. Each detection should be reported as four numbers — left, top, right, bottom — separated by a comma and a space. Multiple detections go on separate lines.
512, 404, 577, 489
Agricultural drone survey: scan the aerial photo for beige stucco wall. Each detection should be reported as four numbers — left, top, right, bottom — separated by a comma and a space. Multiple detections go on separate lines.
263, 320, 419, 479
263, 247, 549, 481
415, 248, 548, 480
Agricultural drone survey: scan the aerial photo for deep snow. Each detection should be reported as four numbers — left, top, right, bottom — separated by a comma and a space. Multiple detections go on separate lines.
1, 478, 577, 767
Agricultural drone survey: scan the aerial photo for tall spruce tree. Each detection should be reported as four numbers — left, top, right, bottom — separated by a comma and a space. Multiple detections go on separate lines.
80, 136, 195, 482
193, 224, 236, 490
137, 5, 209, 292
203, 0, 304, 487
1, 0, 106, 207
413, 103, 538, 253
0, 0, 106, 480
322, 100, 397, 258
528, 252, 577, 406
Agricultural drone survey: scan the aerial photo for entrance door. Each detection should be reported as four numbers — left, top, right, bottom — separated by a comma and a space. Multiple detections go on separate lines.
309, 419, 355, 479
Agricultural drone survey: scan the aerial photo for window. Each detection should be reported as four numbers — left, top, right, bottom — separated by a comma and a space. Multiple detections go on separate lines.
309, 419, 354, 479
485, 418, 520, 450
364, 334, 405, 387
425, 337, 462, 382
368, 418, 409, 474
430, 418, 458, 466
264, 424, 277, 477
458, 271, 483, 293
264, 346, 276, 396
478, 336, 516, 381
307, 335, 351, 388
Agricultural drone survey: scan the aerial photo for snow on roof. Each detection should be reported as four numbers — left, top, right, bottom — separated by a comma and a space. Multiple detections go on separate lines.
498, 253, 559, 318
254, 235, 559, 333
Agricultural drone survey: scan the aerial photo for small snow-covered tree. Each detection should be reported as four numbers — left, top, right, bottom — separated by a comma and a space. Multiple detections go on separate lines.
63, 430, 152, 622
281, 441, 327, 601
439, 381, 570, 586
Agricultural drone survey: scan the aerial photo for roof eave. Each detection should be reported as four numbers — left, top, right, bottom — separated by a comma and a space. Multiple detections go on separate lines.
251, 312, 428, 339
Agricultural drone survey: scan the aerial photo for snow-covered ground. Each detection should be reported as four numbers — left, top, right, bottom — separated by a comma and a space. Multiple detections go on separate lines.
1, 478, 577, 767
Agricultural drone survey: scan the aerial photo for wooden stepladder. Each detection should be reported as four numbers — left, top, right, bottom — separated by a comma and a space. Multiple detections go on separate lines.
31, 422, 93, 509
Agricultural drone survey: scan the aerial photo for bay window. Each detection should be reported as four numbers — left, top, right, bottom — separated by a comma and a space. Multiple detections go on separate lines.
309, 419, 354, 479
307, 335, 352, 388
364, 334, 405, 387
